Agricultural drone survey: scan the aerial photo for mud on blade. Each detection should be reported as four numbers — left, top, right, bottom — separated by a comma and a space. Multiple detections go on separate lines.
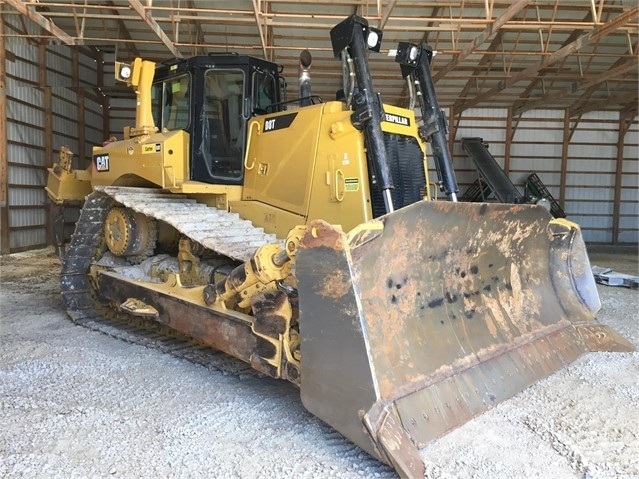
295, 201, 634, 478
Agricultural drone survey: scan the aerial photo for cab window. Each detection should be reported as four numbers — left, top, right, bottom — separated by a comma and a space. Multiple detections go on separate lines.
198, 69, 245, 181
253, 70, 278, 114
151, 74, 191, 131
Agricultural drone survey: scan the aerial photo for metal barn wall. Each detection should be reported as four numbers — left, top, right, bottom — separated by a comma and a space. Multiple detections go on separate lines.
617, 123, 639, 243
566, 111, 622, 243
101, 52, 136, 141
108, 97, 137, 140
620, 121, 639, 243
4, 38, 44, 251
1, 13, 104, 254
431, 108, 639, 244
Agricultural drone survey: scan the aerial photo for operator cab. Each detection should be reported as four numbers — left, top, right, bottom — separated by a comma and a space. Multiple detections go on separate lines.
151, 54, 284, 185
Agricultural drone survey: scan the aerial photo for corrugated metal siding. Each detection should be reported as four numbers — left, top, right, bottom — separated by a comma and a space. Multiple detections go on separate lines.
619, 123, 639, 243
109, 97, 136, 139
4, 13, 47, 251
85, 97, 105, 158
52, 90, 80, 161
564, 112, 620, 243
3, 13, 102, 252
438, 108, 638, 244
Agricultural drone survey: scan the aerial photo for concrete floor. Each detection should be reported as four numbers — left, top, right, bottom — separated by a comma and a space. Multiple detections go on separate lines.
1, 245, 637, 479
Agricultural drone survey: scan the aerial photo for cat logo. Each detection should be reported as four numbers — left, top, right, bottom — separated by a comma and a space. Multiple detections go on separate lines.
94, 154, 109, 172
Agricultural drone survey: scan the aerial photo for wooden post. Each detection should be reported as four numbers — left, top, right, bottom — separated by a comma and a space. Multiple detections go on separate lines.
504, 107, 513, 174
611, 115, 632, 244
0, 11, 10, 255
447, 106, 456, 160
97, 50, 110, 141
559, 109, 570, 211
40, 43, 56, 248
73, 48, 87, 167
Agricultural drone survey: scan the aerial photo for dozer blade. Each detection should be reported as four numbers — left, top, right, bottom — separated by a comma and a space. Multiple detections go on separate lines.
295, 201, 634, 478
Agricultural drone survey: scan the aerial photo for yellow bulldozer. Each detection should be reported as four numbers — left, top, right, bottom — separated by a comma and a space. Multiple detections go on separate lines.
45, 15, 633, 478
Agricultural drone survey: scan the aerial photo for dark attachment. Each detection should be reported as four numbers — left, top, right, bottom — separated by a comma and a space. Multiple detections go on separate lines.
330, 15, 394, 213
395, 42, 459, 201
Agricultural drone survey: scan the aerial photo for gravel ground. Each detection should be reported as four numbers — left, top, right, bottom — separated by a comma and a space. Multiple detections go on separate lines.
0, 246, 637, 479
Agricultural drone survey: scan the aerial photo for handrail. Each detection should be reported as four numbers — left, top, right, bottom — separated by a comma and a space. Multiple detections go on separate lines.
243, 121, 260, 171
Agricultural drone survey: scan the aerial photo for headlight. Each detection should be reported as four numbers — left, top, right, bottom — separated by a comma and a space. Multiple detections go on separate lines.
119, 64, 132, 80
367, 30, 379, 49
395, 42, 431, 69
365, 26, 382, 52
409, 46, 419, 61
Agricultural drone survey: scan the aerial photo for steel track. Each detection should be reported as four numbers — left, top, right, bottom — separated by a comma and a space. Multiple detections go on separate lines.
59, 189, 266, 378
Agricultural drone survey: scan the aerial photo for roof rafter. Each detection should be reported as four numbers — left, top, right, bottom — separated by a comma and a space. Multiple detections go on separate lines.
457, 5, 639, 111
377, 0, 399, 31
511, 10, 593, 116
252, 0, 269, 60
2, 1, 635, 112
127, 0, 182, 58
4, 0, 76, 45
105, 0, 139, 58
433, 0, 528, 83
573, 92, 639, 117
566, 40, 638, 116
452, 31, 505, 110
620, 101, 638, 120
186, 0, 207, 56
512, 58, 638, 116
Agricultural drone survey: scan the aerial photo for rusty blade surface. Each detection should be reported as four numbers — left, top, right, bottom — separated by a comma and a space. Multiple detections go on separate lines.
351, 201, 589, 402
296, 201, 634, 479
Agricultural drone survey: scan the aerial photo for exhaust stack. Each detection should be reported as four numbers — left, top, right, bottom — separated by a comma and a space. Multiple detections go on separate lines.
299, 50, 313, 107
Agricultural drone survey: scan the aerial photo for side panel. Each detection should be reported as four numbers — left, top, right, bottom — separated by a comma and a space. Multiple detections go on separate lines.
306, 104, 373, 231
242, 107, 323, 215
90, 130, 189, 188
239, 101, 375, 233
297, 223, 379, 458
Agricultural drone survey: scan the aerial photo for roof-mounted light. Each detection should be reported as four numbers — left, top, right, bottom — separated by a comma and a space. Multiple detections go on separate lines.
409, 45, 419, 62
366, 30, 379, 49
330, 15, 384, 57
115, 61, 133, 82
119, 64, 132, 80
395, 42, 421, 68
365, 26, 382, 52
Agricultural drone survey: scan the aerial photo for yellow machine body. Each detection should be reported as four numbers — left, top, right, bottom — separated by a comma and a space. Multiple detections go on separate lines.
46, 101, 425, 237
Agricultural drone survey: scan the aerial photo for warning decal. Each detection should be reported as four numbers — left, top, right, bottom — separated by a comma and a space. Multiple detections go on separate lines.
344, 178, 359, 192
